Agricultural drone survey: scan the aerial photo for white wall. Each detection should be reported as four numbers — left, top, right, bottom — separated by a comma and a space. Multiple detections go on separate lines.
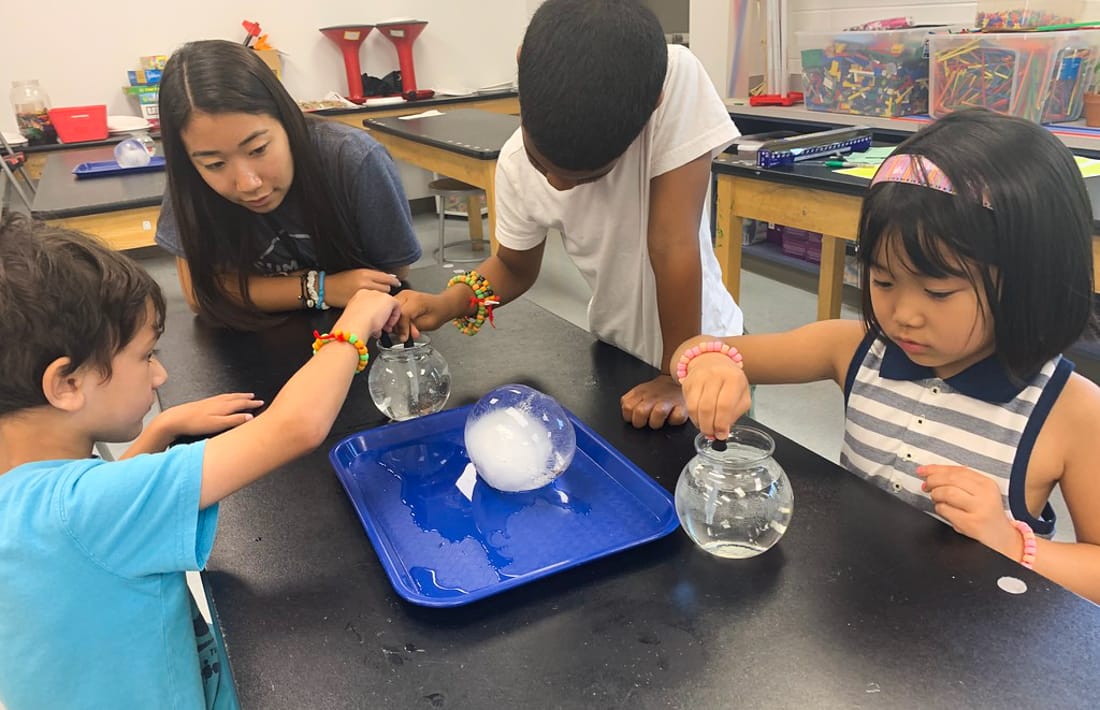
0, 1, 530, 133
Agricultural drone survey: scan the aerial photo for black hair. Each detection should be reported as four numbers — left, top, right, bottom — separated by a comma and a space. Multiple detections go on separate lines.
518, 0, 667, 171
858, 108, 1093, 378
159, 39, 366, 330
0, 213, 166, 417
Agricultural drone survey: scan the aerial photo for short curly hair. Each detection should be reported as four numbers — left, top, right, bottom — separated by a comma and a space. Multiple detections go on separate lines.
0, 213, 166, 416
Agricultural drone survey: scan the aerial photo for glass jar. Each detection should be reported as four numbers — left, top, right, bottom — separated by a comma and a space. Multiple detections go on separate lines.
10, 80, 56, 145
675, 426, 794, 559
367, 335, 451, 421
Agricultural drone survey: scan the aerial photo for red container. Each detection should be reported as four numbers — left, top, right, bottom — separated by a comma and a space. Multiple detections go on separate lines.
47, 105, 108, 143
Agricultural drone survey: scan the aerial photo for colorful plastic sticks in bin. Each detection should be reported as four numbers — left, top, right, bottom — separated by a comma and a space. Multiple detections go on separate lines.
930, 33, 1097, 124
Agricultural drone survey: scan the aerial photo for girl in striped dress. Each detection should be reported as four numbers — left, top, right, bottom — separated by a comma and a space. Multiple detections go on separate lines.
672, 108, 1100, 604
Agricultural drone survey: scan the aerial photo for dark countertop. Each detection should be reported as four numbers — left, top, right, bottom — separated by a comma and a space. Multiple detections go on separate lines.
364, 109, 520, 159
713, 152, 1100, 229
314, 89, 517, 118
153, 265, 1100, 710
29, 144, 165, 219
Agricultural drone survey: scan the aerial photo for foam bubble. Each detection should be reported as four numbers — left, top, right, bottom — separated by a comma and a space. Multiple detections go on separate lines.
465, 407, 558, 492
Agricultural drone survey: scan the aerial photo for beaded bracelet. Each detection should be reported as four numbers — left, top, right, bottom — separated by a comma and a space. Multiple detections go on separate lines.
316, 270, 330, 311
447, 270, 499, 335
1012, 520, 1037, 570
675, 340, 743, 383
311, 330, 369, 373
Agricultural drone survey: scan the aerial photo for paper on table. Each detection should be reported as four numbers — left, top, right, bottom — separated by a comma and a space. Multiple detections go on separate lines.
838, 156, 1100, 181
399, 109, 446, 120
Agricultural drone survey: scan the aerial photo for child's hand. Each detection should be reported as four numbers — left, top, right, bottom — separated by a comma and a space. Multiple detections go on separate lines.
918, 465, 1021, 557
336, 289, 402, 339
620, 374, 690, 429
680, 356, 751, 441
156, 393, 264, 438
394, 290, 455, 334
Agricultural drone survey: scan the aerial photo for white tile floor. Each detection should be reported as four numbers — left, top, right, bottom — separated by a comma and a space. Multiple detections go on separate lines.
106, 208, 1071, 611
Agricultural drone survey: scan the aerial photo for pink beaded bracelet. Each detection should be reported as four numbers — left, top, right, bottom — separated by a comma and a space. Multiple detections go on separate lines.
1012, 520, 1037, 570
675, 340, 743, 383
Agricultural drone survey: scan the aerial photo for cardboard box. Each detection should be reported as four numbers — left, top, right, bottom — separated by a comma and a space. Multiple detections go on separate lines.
127, 69, 162, 86
140, 55, 168, 71
253, 49, 282, 80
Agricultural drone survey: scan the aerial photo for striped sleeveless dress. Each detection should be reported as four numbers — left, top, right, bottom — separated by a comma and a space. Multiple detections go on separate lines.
841, 332, 1073, 537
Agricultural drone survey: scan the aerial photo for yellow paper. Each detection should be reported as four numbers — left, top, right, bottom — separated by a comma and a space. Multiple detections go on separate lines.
834, 166, 878, 180
836, 157, 1100, 182
1074, 156, 1100, 179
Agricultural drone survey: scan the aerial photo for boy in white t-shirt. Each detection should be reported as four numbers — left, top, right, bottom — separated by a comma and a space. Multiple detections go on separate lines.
396, 0, 743, 430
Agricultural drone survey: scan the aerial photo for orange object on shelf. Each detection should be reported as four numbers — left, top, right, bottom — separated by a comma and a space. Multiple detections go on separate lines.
749, 92, 804, 107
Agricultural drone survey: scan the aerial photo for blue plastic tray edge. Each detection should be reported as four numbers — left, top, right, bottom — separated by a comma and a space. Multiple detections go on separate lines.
71, 156, 166, 178
328, 405, 680, 608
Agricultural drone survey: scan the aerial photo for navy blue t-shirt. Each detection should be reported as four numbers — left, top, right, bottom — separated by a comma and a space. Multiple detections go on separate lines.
155, 119, 421, 274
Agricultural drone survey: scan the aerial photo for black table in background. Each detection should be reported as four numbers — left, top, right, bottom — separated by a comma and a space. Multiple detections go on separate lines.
154, 266, 1100, 709
30, 143, 164, 220
364, 109, 520, 160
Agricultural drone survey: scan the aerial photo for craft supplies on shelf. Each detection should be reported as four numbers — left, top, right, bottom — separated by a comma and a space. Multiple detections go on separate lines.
975, 1, 1084, 31
798, 26, 956, 117
929, 30, 1100, 124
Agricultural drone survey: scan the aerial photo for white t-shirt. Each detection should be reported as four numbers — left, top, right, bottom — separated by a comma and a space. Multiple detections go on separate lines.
494, 44, 743, 368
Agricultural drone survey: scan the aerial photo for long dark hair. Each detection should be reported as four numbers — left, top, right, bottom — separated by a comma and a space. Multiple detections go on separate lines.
159, 39, 366, 330
858, 108, 1093, 378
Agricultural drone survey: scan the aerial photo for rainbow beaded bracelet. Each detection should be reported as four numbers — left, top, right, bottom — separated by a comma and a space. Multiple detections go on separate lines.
311, 330, 369, 373
447, 270, 499, 335
675, 340, 743, 383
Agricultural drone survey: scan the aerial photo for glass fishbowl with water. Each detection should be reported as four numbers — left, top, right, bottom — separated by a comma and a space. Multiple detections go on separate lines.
367, 335, 451, 421
675, 426, 793, 559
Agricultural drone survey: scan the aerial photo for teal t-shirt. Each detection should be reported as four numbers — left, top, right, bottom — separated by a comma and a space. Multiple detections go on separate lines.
0, 441, 234, 709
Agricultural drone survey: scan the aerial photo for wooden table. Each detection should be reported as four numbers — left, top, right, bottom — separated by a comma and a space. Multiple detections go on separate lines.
152, 264, 1100, 710
30, 144, 164, 251
711, 155, 1100, 321
363, 109, 521, 251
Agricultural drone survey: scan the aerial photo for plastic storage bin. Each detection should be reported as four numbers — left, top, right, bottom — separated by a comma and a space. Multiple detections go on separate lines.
780, 227, 823, 264
929, 30, 1100, 124
798, 27, 953, 117
46, 105, 108, 143
975, 0, 1084, 30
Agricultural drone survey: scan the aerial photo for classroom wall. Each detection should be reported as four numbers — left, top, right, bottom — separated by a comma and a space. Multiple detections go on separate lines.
1, 1, 533, 199
0, 1, 529, 133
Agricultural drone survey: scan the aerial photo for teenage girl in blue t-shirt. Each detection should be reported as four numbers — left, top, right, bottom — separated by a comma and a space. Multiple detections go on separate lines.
156, 39, 422, 330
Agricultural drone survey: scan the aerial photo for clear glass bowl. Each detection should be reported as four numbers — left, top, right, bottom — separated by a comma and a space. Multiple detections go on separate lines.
367, 335, 451, 421
674, 426, 794, 559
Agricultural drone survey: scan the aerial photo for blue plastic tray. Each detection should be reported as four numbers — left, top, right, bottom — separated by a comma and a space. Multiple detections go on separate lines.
71, 156, 166, 178
329, 405, 679, 607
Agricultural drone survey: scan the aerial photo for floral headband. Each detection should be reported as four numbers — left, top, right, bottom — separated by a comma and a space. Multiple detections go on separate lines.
870, 154, 992, 210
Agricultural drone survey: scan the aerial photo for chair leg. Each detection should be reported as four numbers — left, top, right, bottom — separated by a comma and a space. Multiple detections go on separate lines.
0, 158, 33, 211
466, 195, 485, 252
437, 194, 447, 265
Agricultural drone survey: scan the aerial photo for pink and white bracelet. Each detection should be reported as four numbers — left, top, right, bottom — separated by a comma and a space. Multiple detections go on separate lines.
675, 341, 743, 383
1012, 520, 1037, 570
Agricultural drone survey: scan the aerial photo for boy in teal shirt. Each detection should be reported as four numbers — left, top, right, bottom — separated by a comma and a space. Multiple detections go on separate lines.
0, 213, 402, 708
